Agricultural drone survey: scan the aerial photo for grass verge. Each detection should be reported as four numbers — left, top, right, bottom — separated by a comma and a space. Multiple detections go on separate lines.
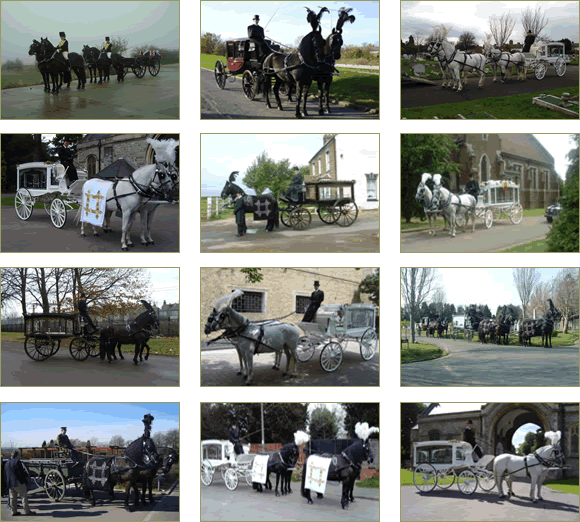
401, 342, 444, 363
200, 196, 234, 221
356, 477, 379, 488
499, 238, 546, 252
545, 478, 579, 495
1, 66, 45, 89
2, 196, 79, 211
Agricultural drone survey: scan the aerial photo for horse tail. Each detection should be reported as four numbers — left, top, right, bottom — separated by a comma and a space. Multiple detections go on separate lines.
300, 458, 308, 498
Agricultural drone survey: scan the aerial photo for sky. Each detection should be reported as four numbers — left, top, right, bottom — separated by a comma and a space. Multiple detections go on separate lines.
1, 403, 179, 447
534, 134, 576, 179
1, 1, 179, 62
401, 1, 579, 44
201, 1, 379, 47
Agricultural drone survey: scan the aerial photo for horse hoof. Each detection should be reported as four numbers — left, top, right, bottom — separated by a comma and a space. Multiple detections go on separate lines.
127, 243, 134, 248
237, 371, 242, 376
295, 113, 302, 119
276, 492, 280, 497
122, 247, 129, 251
93, 233, 99, 237
134, 361, 138, 365
148, 240, 155, 245
142, 241, 148, 246
81, 233, 86, 237
272, 365, 279, 370
308, 500, 313, 505
533, 499, 538, 503
144, 355, 148, 360
318, 110, 324, 116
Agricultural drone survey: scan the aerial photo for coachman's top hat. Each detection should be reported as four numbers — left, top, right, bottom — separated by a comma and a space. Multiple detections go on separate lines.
80, 293, 86, 298
59, 32, 66, 38
253, 15, 260, 21
105, 37, 110, 41
314, 281, 320, 287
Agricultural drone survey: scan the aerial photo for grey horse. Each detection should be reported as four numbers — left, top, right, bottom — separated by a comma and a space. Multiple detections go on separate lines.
205, 290, 300, 385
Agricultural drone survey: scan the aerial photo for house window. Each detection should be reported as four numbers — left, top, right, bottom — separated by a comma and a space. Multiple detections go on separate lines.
482, 134, 488, 141
231, 291, 264, 313
366, 173, 378, 201
326, 148, 330, 173
570, 424, 578, 457
318, 156, 322, 176
295, 295, 310, 314
428, 429, 440, 441
87, 156, 97, 177
545, 170, 550, 190
104, 146, 113, 159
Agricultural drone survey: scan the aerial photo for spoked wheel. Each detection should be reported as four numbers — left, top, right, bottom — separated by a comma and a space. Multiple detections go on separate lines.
436, 469, 455, 489
148, 57, 161, 76
457, 469, 478, 495
69, 337, 90, 361
15, 188, 34, 221
242, 70, 258, 100
224, 468, 239, 491
317, 206, 338, 224
360, 328, 377, 360
413, 463, 437, 493
133, 58, 146, 78
45, 469, 66, 502
475, 469, 495, 491
289, 207, 312, 230
455, 214, 466, 228
333, 199, 358, 227
509, 203, 523, 224
280, 208, 292, 228
320, 341, 343, 372
534, 62, 547, 80
555, 57, 566, 77
295, 337, 316, 362
24, 335, 53, 361
86, 337, 100, 357
43, 197, 54, 215
484, 209, 493, 229
214, 60, 227, 90
245, 469, 253, 486
201, 460, 214, 486
50, 198, 67, 228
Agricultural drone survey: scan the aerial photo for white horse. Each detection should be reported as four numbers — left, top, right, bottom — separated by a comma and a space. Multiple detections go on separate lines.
431, 174, 477, 237
483, 41, 526, 83
426, 40, 460, 89
494, 431, 564, 503
415, 173, 447, 234
79, 139, 179, 250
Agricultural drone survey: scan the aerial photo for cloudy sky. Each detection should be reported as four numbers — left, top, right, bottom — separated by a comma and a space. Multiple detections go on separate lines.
402, 1, 579, 45
534, 133, 576, 179
2, 403, 179, 447
1, 1, 178, 62
201, 1, 379, 47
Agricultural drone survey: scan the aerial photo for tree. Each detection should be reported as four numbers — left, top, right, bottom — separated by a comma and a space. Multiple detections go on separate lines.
518, 428, 543, 455
359, 269, 379, 306
401, 268, 438, 343
47, 135, 85, 161
163, 428, 180, 450
401, 135, 460, 222
529, 281, 552, 319
553, 268, 579, 333
521, 5, 548, 42
201, 32, 225, 56
401, 403, 427, 466
309, 405, 340, 439
513, 268, 540, 318
240, 268, 263, 283
341, 404, 379, 437
489, 12, 516, 49
547, 135, 579, 252
111, 36, 129, 56
109, 435, 125, 447
458, 31, 476, 51
242, 152, 295, 199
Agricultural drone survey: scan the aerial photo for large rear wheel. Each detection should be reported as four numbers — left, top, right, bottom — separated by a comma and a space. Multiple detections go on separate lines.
214, 60, 226, 90
45, 469, 66, 502
201, 460, 214, 486
360, 328, 377, 360
320, 341, 343, 372
317, 206, 338, 224
436, 469, 455, 489
69, 338, 90, 361
50, 198, 67, 229
555, 57, 566, 77
24, 335, 52, 361
15, 188, 34, 221
509, 203, 523, 224
334, 199, 358, 227
242, 70, 257, 100
148, 56, 161, 76
413, 463, 437, 493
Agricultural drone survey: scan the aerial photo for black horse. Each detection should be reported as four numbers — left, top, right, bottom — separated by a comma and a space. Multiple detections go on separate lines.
82, 45, 108, 84
494, 306, 513, 345
28, 39, 52, 92
139, 447, 179, 505
100, 300, 159, 364
520, 299, 562, 348
39, 37, 86, 92
253, 440, 300, 496
301, 437, 374, 509
83, 435, 159, 511
263, 8, 328, 118
220, 171, 279, 233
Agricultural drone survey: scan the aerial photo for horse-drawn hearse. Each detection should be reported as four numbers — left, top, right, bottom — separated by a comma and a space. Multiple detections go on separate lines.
524, 42, 568, 80
201, 439, 255, 490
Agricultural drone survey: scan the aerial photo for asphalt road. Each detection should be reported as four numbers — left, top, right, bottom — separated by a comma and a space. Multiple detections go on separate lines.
1, 202, 179, 253
1, 483, 179, 521
1, 340, 179, 387
201, 210, 379, 253
1, 65, 179, 119
401, 480, 579, 521
200, 342, 379, 386
401, 66, 579, 109
202, 481, 379, 521
401, 337, 579, 387
401, 215, 550, 253
200, 68, 378, 119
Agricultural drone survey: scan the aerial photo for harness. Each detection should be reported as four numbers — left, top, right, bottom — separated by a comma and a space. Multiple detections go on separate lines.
489, 51, 525, 68
504, 448, 563, 478
436, 189, 475, 212
435, 41, 487, 74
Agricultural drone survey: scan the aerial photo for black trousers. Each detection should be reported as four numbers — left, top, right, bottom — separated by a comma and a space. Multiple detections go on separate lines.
64, 162, 78, 183
80, 313, 96, 330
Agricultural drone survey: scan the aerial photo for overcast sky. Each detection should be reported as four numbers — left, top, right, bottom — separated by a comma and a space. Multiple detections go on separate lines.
402, 1, 579, 44
533, 133, 576, 179
201, 1, 379, 47
1, 1, 178, 62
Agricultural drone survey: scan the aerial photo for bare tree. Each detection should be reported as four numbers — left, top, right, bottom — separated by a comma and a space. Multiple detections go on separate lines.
414, 31, 428, 50
521, 5, 549, 42
431, 287, 447, 315
489, 12, 516, 49
109, 435, 125, 447
528, 281, 552, 319
513, 268, 541, 318
401, 268, 438, 343
458, 31, 476, 51
553, 268, 579, 333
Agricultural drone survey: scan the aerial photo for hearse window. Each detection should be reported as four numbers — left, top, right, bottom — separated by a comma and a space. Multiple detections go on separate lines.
20, 168, 46, 189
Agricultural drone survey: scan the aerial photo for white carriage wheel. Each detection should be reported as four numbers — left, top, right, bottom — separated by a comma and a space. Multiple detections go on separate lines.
509, 203, 523, 225
44, 198, 53, 215
245, 469, 253, 486
484, 209, 493, 229
534, 62, 547, 80
457, 469, 478, 495
436, 468, 455, 489
413, 463, 437, 493
15, 188, 34, 220
555, 57, 566, 77
320, 341, 343, 372
201, 459, 214, 486
45, 469, 66, 501
455, 214, 466, 228
360, 328, 377, 360
296, 337, 316, 362
50, 198, 67, 228
475, 469, 496, 491
224, 468, 239, 491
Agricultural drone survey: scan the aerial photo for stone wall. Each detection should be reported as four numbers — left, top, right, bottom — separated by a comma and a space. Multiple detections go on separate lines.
77, 134, 151, 174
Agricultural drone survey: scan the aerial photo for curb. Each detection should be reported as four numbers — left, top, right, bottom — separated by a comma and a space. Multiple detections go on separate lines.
401, 345, 449, 364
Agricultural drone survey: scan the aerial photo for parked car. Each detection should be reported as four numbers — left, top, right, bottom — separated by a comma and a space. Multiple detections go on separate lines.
545, 200, 562, 223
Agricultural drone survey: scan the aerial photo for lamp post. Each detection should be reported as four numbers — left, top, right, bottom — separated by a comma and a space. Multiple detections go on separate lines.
98, 139, 102, 173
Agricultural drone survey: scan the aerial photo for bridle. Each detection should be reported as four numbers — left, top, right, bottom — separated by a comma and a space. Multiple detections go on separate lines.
150, 162, 179, 202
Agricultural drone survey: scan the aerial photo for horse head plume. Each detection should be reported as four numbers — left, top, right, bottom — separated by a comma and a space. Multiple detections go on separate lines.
305, 7, 328, 31
213, 289, 244, 312
294, 430, 310, 446
336, 7, 355, 33
140, 300, 153, 311
228, 171, 239, 183
355, 422, 379, 441
146, 138, 179, 166
548, 298, 555, 311
432, 173, 443, 186
439, 24, 452, 40
421, 173, 432, 185
544, 431, 561, 446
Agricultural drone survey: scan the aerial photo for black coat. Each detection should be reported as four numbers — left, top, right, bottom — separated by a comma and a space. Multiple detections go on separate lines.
58, 145, 74, 164
5, 458, 28, 489
229, 428, 243, 455
303, 289, 324, 322
248, 24, 265, 41
78, 299, 88, 315
463, 426, 477, 446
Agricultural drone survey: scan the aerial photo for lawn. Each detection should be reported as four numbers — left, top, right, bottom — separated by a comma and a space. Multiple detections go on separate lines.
1, 65, 44, 89
356, 477, 379, 488
402, 86, 579, 119
200, 196, 234, 221
2, 195, 79, 211
545, 478, 579, 495
499, 238, 547, 252
401, 342, 444, 363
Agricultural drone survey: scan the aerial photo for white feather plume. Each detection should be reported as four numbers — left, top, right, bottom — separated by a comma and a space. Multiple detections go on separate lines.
355, 422, 379, 441
544, 430, 561, 446
294, 430, 310, 446
147, 138, 179, 165
213, 289, 244, 311
432, 173, 442, 185
421, 173, 432, 184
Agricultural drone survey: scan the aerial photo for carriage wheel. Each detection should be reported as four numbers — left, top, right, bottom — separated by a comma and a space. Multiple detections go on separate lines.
201, 460, 214, 486
509, 203, 523, 225
280, 208, 292, 227
242, 70, 258, 100
289, 207, 312, 230
360, 328, 377, 361
133, 58, 146, 78
475, 469, 495, 491
455, 214, 466, 228
295, 337, 316, 362
50, 338, 61, 356
15, 188, 34, 221
466, 329, 473, 342
43, 197, 54, 215
457, 469, 478, 495
224, 468, 239, 491
320, 341, 343, 372
24, 335, 52, 361
534, 62, 547, 80
333, 199, 358, 227
555, 57, 566, 77
148, 56, 161, 76
69, 337, 90, 361
86, 337, 100, 357
317, 206, 338, 224
45, 469, 66, 501
413, 463, 437, 493
214, 60, 227, 90
484, 209, 493, 229
50, 198, 67, 228
436, 469, 455, 489
245, 469, 253, 486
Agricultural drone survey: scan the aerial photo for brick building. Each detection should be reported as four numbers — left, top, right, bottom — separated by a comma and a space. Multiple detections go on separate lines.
200, 268, 378, 341
77, 134, 179, 178
451, 134, 560, 209
307, 134, 379, 210
410, 403, 578, 477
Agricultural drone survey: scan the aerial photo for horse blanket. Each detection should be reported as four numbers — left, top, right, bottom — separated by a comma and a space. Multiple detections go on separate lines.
84, 456, 114, 491
244, 195, 275, 221
305, 455, 332, 494
81, 179, 111, 226
251, 455, 270, 484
